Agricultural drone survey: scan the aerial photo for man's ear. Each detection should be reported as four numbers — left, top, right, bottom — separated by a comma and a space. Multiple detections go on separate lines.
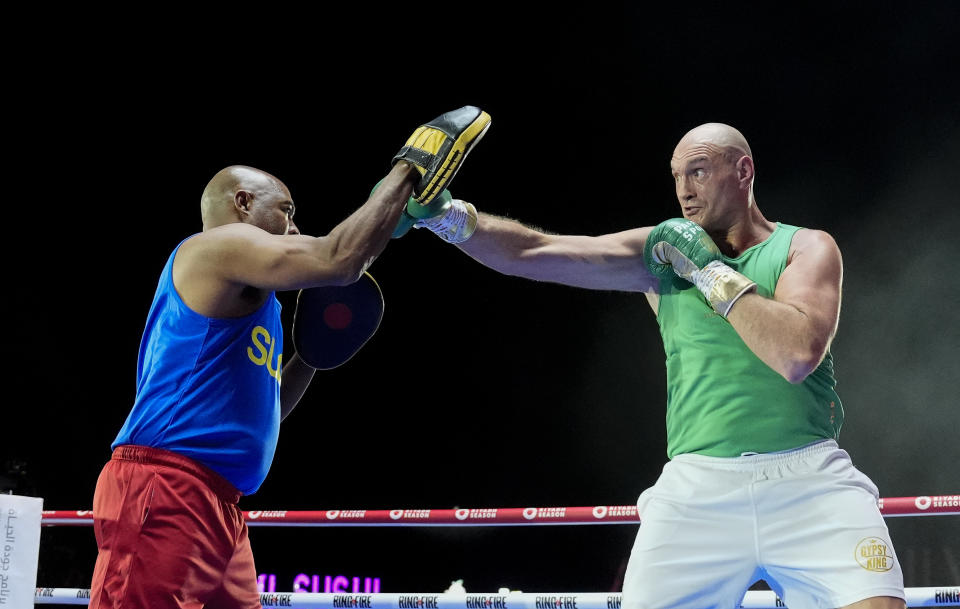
736, 156, 755, 188
235, 190, 253, 215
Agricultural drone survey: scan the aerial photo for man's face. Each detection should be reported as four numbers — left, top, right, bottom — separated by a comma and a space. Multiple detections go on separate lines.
670, 141, 742, 231
248, 185, 299, 236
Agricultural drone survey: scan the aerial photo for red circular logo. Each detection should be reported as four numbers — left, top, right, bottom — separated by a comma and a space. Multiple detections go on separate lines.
324, 303, 353, 329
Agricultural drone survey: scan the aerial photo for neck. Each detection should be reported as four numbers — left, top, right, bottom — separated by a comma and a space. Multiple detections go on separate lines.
708, 205, 775, 257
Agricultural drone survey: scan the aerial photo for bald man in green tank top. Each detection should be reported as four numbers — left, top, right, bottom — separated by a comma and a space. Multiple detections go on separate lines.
407, 123, 905, 609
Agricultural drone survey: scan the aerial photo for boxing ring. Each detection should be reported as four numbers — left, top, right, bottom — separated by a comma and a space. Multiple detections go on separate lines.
36, 495, 960, 607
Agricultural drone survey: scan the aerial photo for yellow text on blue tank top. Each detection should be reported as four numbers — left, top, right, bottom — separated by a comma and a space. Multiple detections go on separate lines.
248, 325, 282, 382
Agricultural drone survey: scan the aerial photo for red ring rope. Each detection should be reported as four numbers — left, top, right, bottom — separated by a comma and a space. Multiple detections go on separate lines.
39, 495, 959, 526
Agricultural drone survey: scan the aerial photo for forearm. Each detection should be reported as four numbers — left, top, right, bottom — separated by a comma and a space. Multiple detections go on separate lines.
322, 163, 415, 283
279, 352, 317, 421
456, 213, 554, 278
454, 213, 652, 290
726, 293, 833, 383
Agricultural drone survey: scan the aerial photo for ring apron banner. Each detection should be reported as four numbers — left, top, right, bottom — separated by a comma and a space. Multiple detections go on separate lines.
0, 494, 44, 607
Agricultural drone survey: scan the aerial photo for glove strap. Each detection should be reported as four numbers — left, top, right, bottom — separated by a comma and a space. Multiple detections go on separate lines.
416, 199, 478, 244
692, 260, 757, 317
393, 145, 437, 174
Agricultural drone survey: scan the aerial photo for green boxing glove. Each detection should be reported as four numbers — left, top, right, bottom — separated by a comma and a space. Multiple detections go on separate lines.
368, 180, 449, 239
371, 179, 478, 244
393, 209, 418, 239
409, 190, 478, 244
643, 218, 757, 317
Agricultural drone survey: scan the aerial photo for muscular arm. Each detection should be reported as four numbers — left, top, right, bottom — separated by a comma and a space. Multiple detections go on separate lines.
279, 352, 315, 421
725, 229, 843, 383
221, 164, 413, 289
454, 212, 659, 292
176, 164, 415, 317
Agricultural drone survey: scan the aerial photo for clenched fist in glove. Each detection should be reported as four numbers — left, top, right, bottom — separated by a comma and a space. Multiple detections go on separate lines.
372, 179, 478, 244
644, 218, 756, 317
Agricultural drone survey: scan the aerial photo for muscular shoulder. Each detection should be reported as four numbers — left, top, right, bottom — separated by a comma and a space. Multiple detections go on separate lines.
179, 223, 266, 256
174, 224, 275, 317
176, 223, 283, 278
787, 227, 841, 266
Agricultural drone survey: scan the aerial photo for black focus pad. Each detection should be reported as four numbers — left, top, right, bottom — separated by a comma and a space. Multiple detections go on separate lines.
292, 272, 384, 369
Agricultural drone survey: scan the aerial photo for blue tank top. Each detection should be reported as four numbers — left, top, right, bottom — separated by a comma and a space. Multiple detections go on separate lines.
113, 236, 283, 495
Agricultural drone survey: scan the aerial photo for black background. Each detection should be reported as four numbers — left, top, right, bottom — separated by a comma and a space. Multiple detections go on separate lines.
6, 2, 960, 601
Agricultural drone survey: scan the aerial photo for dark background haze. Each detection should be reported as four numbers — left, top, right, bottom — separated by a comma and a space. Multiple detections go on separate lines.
6, 2, 958, 602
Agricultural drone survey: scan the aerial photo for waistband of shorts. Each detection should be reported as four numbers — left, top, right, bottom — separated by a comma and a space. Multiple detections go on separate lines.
671, 439, 839, 470
112, 444, 242, 504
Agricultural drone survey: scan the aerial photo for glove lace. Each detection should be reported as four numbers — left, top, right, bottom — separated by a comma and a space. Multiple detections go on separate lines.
419, 200, 478, 244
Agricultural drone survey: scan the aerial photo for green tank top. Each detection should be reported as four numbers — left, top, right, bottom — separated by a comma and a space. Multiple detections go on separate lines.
656, 222, 843, 458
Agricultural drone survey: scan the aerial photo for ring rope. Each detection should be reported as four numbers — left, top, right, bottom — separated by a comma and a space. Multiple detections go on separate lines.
33, 587, 960, 607
40, 495, 960, 526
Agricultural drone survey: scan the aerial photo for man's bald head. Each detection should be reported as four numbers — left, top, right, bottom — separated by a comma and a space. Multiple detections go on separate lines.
669, 122, 761, 225
674, 123, 753, 162
200, 165, 291, 230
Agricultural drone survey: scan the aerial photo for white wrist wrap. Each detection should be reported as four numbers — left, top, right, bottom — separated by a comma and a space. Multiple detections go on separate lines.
417, 199, 478, 244
692, 260, 757, 317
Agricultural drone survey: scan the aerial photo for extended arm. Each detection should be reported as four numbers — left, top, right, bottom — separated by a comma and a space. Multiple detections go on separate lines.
449, 211, 659, 293
188, 164, 416, 294
180, 105, 492, 307
725, 229, 843, 383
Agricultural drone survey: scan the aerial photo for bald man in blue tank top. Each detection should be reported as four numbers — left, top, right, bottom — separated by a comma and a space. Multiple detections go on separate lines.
89, 107, 492, 609
404, 123, 905, 609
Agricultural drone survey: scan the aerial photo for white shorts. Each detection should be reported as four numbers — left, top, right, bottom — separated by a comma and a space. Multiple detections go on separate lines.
621, 440, 905, 609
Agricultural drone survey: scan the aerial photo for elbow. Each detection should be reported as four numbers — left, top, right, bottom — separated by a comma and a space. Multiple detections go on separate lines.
781, 342, 828, 384
326, 247, 376, 286
328, 262, 369, 286
783, 366, 814, 385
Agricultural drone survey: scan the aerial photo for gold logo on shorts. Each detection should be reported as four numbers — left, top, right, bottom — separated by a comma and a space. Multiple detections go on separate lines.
855, 537, 895, 572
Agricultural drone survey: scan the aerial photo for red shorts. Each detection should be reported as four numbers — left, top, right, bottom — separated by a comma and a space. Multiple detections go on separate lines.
89, 445, 261, 609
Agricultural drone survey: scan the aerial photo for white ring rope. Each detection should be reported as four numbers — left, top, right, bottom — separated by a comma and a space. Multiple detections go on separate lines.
38, 495, 959, 607
33, 587, 960, 607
